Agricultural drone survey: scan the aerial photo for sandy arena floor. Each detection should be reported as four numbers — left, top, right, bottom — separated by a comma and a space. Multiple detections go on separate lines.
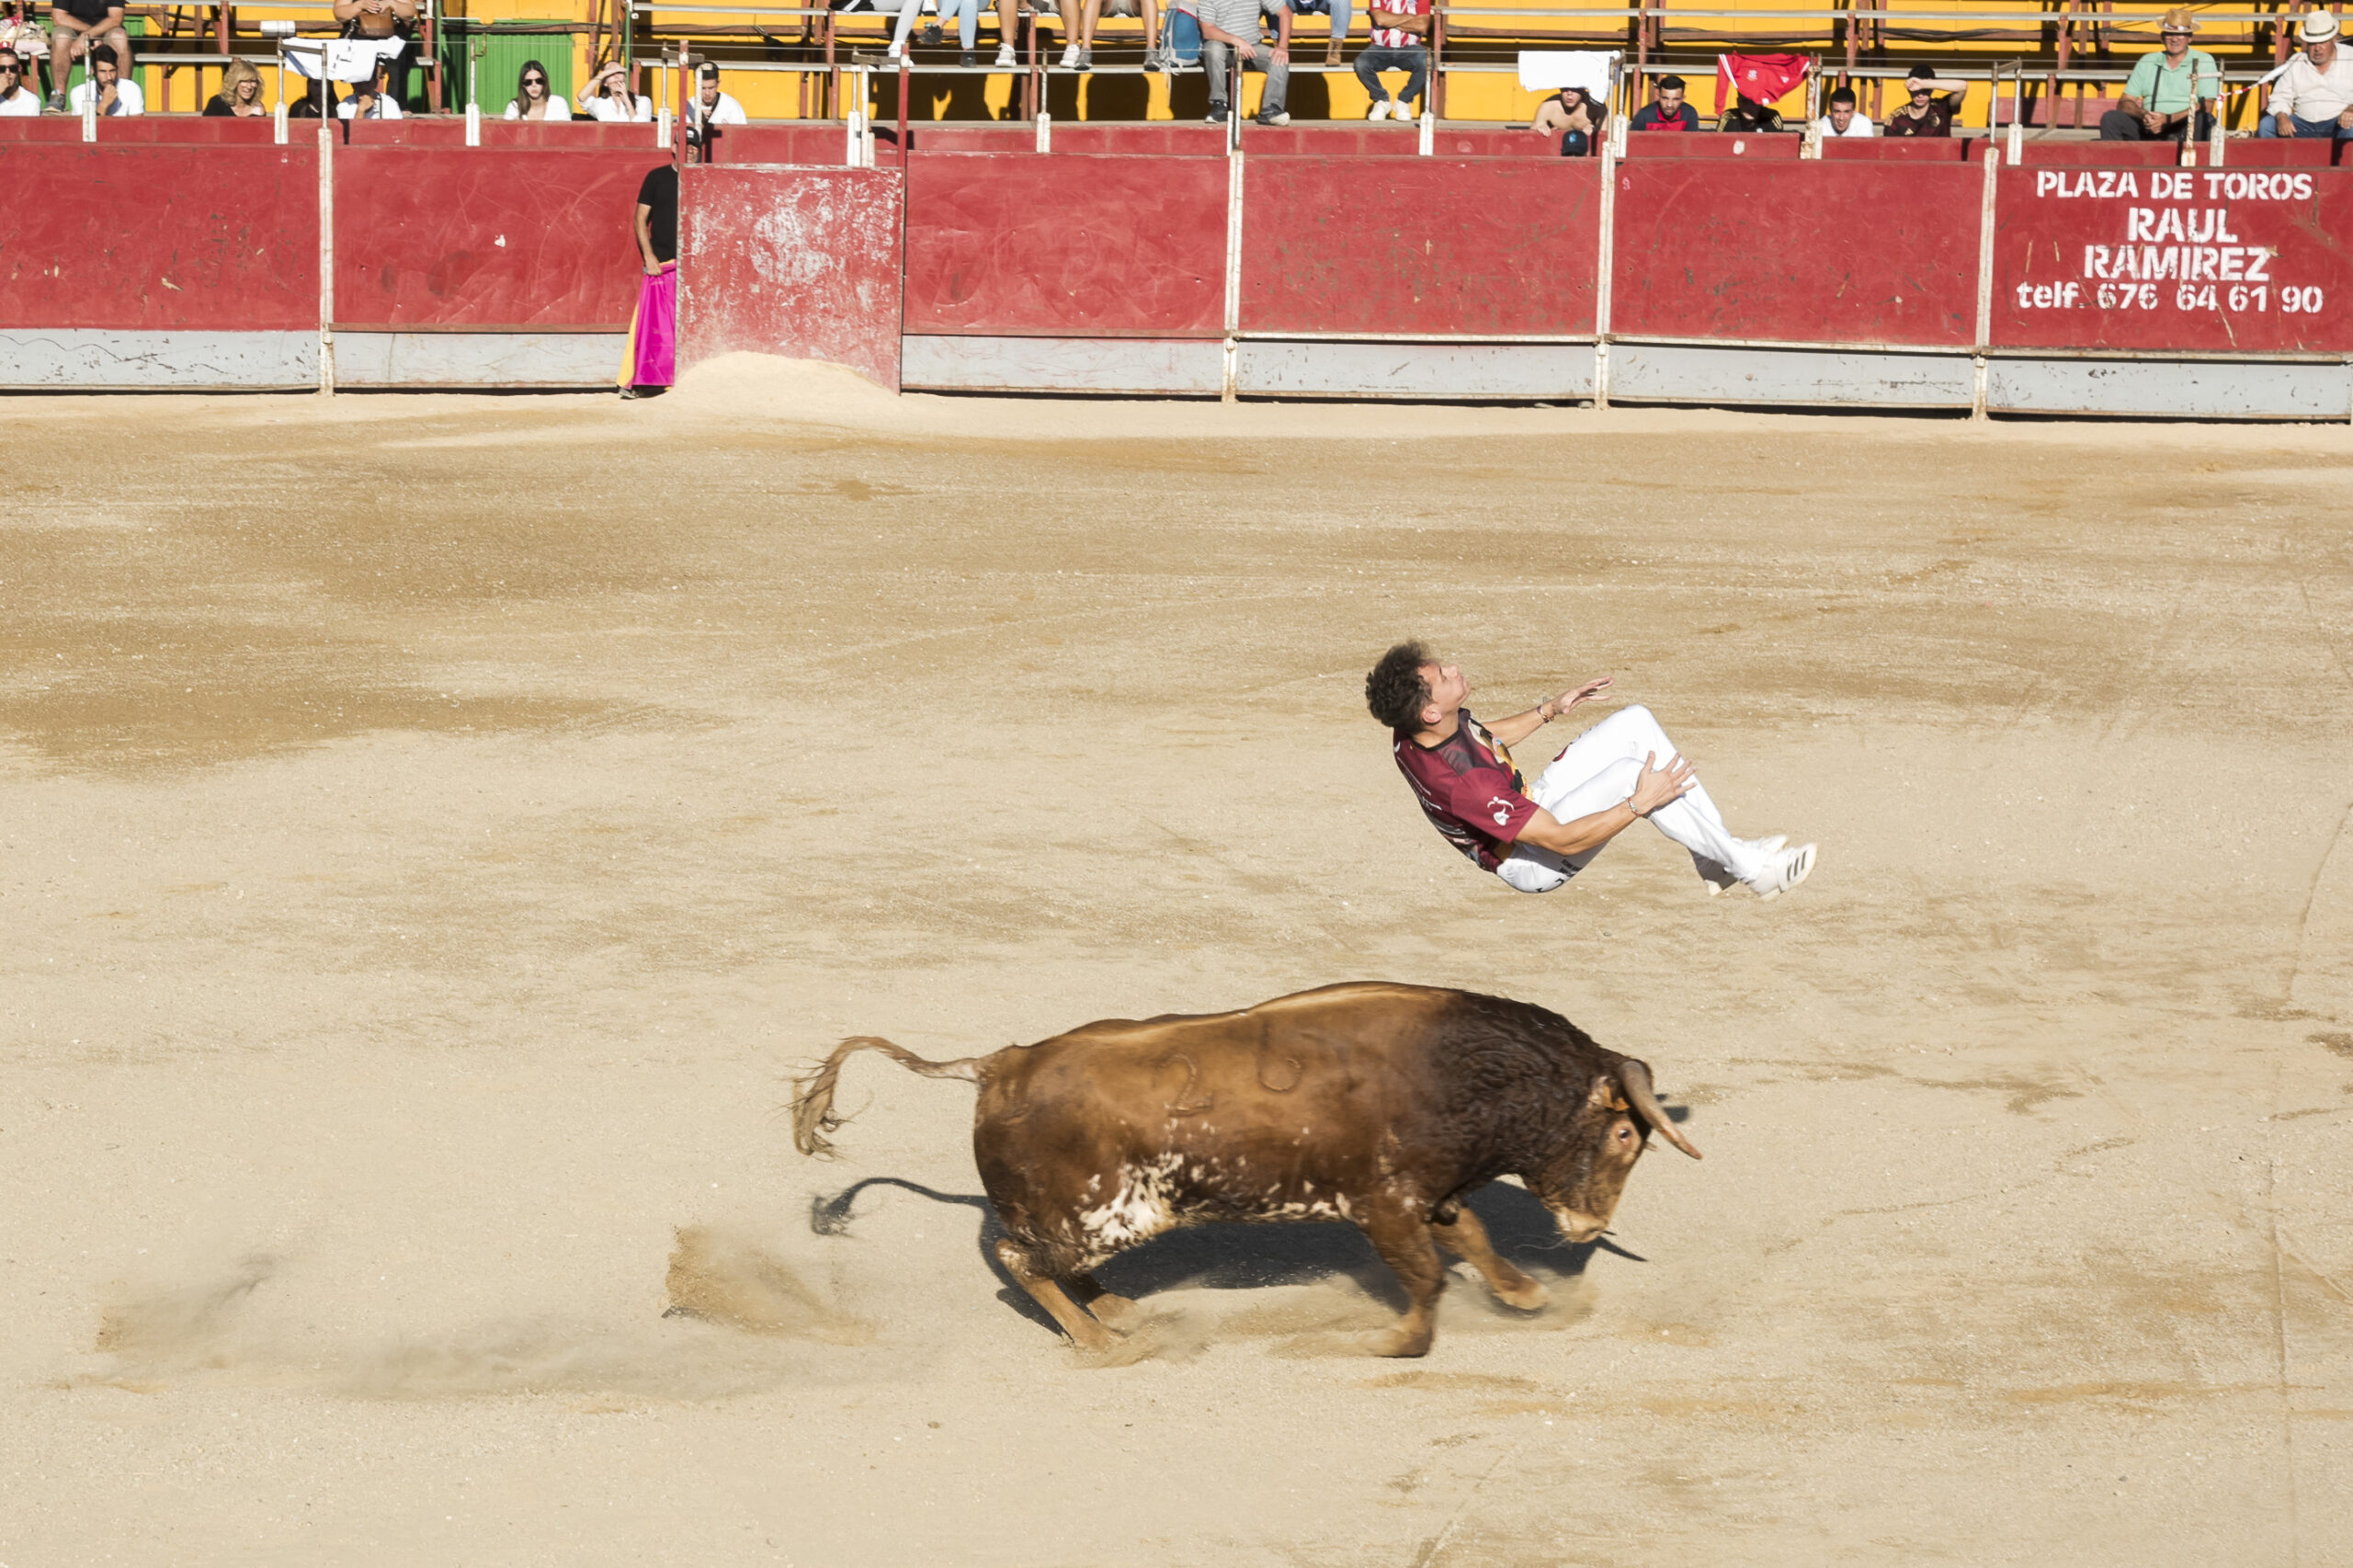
3, 364, 2349, 1567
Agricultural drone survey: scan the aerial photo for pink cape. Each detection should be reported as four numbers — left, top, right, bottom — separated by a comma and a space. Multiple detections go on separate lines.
618, 265, 676, 389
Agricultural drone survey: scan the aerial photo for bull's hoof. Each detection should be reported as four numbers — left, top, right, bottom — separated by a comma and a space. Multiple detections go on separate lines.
1087, 1291, 1140, 1326
1492, 1273, 1549, 1312
1371, 1327, 1434, 1358
1064, 1321, 1123, 1353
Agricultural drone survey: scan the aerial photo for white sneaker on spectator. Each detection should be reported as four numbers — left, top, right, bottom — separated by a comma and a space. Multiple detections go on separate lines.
994, 42, 1017, 67
1255, 107, 1290, 126
1366, 99, 1390, 120
1745, 842, 1817, 902
1059, 43, 1080, 67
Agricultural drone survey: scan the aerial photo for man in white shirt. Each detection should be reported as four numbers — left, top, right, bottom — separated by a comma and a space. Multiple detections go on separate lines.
1812, 85, 1873, 137
335, 59, 402, 118
66, 49, 141, 114
0, 48, 40, 113
690, 61, 746, 129
2263, 8, 2353, 139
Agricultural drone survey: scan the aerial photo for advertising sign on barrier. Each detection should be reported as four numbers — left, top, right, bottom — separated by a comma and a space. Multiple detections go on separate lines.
1992, 165, 2353, 353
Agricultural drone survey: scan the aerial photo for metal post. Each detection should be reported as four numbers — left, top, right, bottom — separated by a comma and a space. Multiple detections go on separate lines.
899, 53, 910, 162
1594, 141, 1616, 408
318, 114, 335, 395
1222, 150, 1243, 402
1972, 142, 1996, 421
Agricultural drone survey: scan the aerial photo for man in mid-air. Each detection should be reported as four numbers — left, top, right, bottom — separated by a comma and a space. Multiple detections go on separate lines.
1365, 642, 1815, 899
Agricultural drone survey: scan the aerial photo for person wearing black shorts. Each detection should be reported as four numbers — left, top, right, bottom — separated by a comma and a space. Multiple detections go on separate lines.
45, 0, 126, 110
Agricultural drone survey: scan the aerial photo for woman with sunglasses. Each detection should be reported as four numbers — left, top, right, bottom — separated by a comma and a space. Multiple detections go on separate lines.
504, 58, 572, 119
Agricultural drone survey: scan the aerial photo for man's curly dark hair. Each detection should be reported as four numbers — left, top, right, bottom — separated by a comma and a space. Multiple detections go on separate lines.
1365, 641, 1437, 732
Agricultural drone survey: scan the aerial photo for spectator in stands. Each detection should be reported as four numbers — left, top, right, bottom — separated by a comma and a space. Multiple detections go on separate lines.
887, 0, 986, 68
1075, 0, 1162, 72
1531, 83, 1606, 155
1629, 74, 1699, 131
2262, 9, 2353, 140
334, 0, 414, 40
1882, 73, 1965, 136
2100, 7, 2216, 142
0, 6, 46, 97
976, 0, 1082, 70
621, 142, 695, 400
44, 0, 127, 111
1355, 0, 1426, 120
1812, 84, 1873, 137
1284, 0, 1349, 68
579, 58, 653, 121
0, 45, 39, 114
1716, 93, 1781, 132
339, 57, 400, 118
691, 60, 746, 126
505, 58, 571, 120
202, 57, 267, 116
1200, 0, 1291, 126
65, 45, 138, 113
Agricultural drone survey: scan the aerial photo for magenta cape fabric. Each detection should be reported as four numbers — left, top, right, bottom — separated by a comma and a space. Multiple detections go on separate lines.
620, 266, 677, 388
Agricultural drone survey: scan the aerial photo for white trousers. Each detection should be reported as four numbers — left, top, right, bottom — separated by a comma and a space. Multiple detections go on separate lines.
1495, 705, 1764, 894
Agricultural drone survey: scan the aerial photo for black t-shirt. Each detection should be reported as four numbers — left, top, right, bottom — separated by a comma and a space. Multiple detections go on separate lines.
59, 0, 123, 23
203, 94, 238, 117
636, 164, 678, 265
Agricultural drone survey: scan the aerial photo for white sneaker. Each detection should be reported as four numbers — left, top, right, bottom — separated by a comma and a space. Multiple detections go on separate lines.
995, 42, 1017, 67
1366, 99, 1390, 120
1745, 843, 1817, 902
1700, 837, 1782, 897
1059, 43, 1080, 68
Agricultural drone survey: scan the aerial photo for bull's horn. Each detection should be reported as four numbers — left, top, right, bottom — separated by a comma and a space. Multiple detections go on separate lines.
1620, 1059, 1702, 1160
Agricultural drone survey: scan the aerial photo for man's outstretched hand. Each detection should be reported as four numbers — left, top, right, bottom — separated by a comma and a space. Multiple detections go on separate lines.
1550, 676, 1613, 715
1630, 750, 1697, 816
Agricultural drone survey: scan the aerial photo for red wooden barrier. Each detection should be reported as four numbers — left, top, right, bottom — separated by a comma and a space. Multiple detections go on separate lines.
331, 147, 655, 327
1823, 137, 1974, 162
340, 119, 665, 150
1624, 131, 1802, 159
679, 165, 904, 389
2014, 141, 2179, 167
1239, 156, 1599, 335
1610, 159, 1979, 346
710, 124, 858, 165
0, 143, 317, 329
1990, 164, 2353, 353
903, 152, 1226, 336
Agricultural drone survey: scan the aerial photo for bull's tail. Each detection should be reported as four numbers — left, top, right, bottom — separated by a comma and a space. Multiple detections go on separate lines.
790, 1036, 985, 1159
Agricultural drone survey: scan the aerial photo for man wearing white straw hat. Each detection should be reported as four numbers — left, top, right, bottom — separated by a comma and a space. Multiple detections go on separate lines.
2099, 6, 2218, 142
2261, 9, 2353, 140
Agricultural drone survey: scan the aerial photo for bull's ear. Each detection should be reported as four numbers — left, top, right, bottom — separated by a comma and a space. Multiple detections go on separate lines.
1586, 1073, 1630, 1113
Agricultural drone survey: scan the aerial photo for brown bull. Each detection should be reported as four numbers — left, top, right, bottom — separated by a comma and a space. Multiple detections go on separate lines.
790, 982, 1700, 1357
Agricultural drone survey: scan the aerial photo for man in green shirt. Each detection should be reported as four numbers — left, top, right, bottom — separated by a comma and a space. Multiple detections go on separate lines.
2099, 6, 2219, 142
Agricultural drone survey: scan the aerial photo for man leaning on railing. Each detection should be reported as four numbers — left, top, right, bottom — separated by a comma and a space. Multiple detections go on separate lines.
2099, 6, 2217, 142
2262, 9, 2353, 141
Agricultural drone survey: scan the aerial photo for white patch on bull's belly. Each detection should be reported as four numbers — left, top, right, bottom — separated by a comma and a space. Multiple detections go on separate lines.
1076, 1153, 1184, 1248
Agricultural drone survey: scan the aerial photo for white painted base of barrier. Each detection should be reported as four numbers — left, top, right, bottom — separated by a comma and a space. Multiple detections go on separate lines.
1235, 340, 1598, 401
1984, 357, 2353, 420
1607, 343, 1978, 410
903, 335, 1225, 396
334, 332, 628, 390
0, 330, 318, 391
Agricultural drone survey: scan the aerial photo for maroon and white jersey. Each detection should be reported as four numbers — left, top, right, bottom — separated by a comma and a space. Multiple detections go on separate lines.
1370, 0, 1427, 49
1392, 710, 1540, 874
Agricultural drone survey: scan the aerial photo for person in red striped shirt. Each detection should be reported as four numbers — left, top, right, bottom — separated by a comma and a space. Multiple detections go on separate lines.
1354, 0, 1427, 120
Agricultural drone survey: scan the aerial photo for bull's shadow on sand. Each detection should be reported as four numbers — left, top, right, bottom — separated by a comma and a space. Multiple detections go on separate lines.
809, 1176, 1635, 1335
